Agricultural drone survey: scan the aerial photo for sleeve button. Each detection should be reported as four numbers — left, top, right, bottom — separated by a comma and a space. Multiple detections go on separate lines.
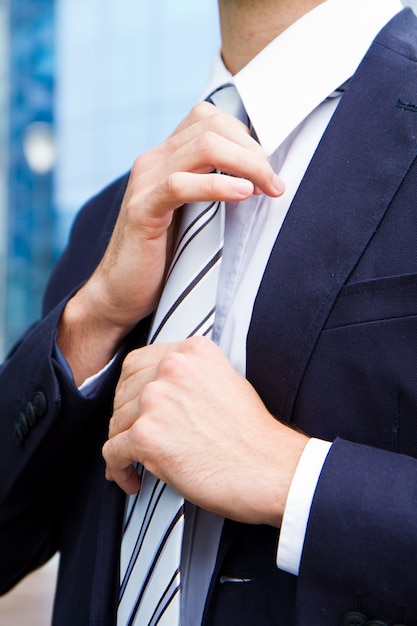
340, 613, 368, 626
19, 412, 30, 437
25, 402, 37, 427
33, 391, 47, 417
13, 421, 24, 447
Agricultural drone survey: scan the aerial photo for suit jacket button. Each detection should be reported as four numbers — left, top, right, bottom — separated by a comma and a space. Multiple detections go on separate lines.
341, 613, 368, 626
19, 411, 30, 437
25, 402, 37, 427
13, 421, 24, 447
33, 391, 47, 417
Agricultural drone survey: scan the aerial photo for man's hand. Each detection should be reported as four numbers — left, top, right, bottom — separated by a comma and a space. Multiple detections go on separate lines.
57, 103, 284, 385
103, 337, 308, 527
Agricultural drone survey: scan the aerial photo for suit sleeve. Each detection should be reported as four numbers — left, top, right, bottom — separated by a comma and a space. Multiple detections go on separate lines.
297, 438, 417, 623
0, 175, 136, 593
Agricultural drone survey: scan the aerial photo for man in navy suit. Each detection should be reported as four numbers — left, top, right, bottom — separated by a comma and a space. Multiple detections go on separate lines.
1, 0, 417, 624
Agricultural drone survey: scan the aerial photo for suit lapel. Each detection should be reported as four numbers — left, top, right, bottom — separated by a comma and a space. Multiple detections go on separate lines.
246, 9, 417, 423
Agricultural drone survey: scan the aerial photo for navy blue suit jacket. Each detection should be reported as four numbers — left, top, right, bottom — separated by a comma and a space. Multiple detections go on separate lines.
1, 9, 416, 626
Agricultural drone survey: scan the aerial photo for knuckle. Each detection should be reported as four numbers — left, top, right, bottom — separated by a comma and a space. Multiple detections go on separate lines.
114, 380, 127, 409
158, 351, 186, 379
130, 414, 155, 455
204, 174, 221, 197
187, 334, 209, 351
109, 407, 125, 438
131, 153, 148, 176
195, 131, 217, 159
191, 100, 214, 120
209, 110, 232, 134
102, 438, 113, 463
108, 414, 116, 438
132, 145, 163, 173
122, 350, 138, 376
140, 380, 170, 418
165, 172, 184, 199
122, 199, 136, 227
139, 380, 157, 409
129, 418, 143, 442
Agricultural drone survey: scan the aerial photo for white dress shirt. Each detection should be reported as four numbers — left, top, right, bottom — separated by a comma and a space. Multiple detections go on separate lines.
181, 0, 403, 623
76, 0, 404, 623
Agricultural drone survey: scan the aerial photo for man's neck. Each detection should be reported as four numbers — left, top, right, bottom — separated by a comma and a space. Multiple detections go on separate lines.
218, 0, 326, 74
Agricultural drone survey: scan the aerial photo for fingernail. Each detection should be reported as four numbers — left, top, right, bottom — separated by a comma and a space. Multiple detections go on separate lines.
233, 179, 254, 198
272, 174, 285, 195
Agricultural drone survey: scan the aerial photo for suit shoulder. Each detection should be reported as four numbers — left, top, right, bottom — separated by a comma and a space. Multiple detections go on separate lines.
376, 8, 417, 60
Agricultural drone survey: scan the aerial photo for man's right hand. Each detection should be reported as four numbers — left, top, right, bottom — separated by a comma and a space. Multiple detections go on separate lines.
57, 101, 285, 385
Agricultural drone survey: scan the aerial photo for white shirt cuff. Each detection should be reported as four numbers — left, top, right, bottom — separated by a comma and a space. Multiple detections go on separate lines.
54, 342, 117, 396
78, 354, 117, 396
277, 437, 332, 575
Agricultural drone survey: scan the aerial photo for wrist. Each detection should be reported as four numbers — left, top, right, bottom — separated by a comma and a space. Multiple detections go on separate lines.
264, 426, 310, 528
234, 418, 309, 527
57, 285, 133, 386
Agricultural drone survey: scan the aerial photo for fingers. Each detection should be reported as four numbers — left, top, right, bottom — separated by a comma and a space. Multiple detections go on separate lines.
169, 101, 255, 150
166, 114, 284, 198
153, 172, 254, 212
102, 335, 309, 524
115, 344, 179, 398
105, 341, 194, 494
142, 145, 283, 220
136, 102, 284, 219
103, 432, 141, 494
109, 344, 175, 439
175, 131, 283, 191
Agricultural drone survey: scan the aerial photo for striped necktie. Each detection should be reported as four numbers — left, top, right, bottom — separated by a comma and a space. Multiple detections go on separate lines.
117, 84, 248, 626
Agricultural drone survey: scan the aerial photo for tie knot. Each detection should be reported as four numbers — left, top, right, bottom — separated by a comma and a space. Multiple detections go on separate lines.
207, 84, 249, 126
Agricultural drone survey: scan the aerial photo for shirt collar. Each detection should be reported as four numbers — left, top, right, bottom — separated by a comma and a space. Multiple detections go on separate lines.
203, 0, 403, 155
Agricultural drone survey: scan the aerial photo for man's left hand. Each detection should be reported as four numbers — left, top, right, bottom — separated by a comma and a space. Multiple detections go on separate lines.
103, 336, 309, 526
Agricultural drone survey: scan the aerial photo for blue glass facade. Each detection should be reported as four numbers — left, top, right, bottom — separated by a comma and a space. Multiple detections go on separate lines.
1, 0, 219, 355
6, 0, 56, 353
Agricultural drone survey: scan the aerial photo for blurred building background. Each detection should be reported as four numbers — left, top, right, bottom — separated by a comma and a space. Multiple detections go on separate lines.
1, 0, 55, 357
0, 0, 220, 357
